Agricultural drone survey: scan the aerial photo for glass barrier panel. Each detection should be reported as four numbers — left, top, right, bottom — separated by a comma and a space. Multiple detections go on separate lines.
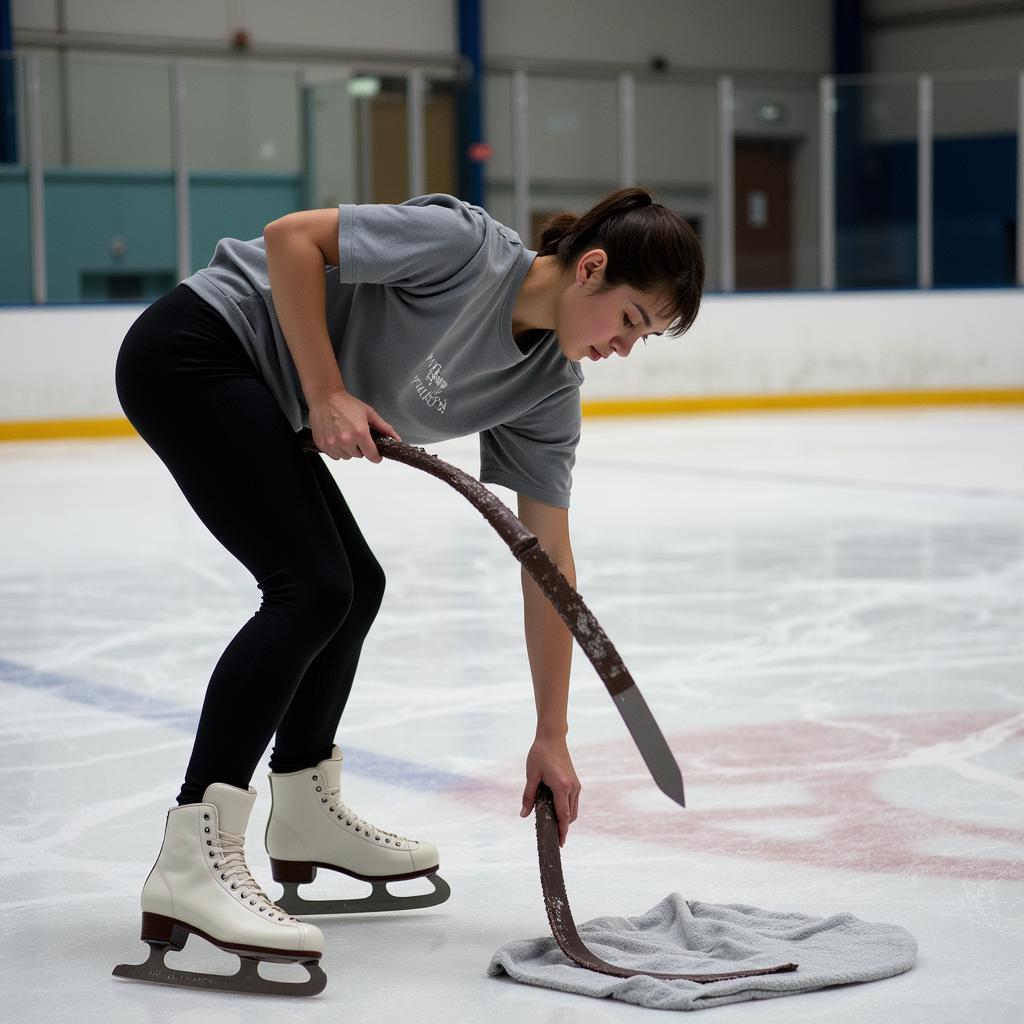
58, 52, 173, 169
306, 72, 361, 209
35, 53, 177, 302
353, 73, 410, 205
184, 62, 300, 175
732, 78, 821, 291
834, 77, 920, 289
0, 53, 32, 303
525, 74, 619, 250
635, 78, 718, 288
185, 62, 303, 275
932, 73, 1019, 287
306, 70, 436, 210
423, 77, 464, 200
482, 72, 515, 229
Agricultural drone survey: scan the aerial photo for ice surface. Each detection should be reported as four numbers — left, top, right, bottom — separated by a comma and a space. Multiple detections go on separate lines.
1, 408, 1022, 1022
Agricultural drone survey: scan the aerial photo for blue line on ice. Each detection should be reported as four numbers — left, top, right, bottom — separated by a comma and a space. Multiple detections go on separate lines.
0, 657, 472, 793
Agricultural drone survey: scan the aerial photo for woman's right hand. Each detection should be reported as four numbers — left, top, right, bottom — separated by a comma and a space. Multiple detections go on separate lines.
308, 388, 400, 463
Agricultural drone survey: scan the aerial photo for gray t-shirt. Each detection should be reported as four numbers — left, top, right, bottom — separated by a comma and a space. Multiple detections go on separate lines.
181, 193, 583, 507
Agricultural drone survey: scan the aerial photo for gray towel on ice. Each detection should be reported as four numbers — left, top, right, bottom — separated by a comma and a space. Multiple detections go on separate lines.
488, 893, 916, 1011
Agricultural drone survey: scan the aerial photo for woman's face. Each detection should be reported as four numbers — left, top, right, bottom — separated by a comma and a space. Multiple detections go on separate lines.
554, 249, 673, 363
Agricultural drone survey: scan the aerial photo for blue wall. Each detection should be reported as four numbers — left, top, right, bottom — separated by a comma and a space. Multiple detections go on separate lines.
934, 135, 1017, 286
837, 134, 1018, 289
0, 170, 301, 305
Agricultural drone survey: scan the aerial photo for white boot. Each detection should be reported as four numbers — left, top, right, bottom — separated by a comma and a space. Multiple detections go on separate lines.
266, 746, 450, 914
113, 783, 326, 996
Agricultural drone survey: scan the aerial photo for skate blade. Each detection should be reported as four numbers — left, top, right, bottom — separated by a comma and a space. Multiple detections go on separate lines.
113, 942, 326, 997
277, 871, 451, 916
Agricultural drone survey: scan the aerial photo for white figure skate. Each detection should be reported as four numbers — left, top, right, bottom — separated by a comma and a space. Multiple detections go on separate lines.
266, 746, 450, 915
113, 783, 326, 996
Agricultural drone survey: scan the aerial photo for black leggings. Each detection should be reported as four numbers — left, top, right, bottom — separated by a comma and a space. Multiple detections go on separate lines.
115, 284, 385, 806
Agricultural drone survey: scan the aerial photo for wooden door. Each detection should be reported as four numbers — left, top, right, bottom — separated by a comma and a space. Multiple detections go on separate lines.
370, 90, 457, 204
734, 140, 794, 290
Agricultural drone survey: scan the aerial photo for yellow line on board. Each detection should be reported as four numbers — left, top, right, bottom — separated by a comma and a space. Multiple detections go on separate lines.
1, 390, 1024, 442
581, 390, 1024, 417
0, 418, 138, 442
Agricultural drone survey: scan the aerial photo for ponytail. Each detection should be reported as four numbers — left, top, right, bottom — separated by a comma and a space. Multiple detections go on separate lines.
536, 213, 579, 257
534, 186, 704, 336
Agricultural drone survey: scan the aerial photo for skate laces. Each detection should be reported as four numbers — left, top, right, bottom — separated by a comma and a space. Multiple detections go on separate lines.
325, 786, 412, 846
215, 830, 294, 920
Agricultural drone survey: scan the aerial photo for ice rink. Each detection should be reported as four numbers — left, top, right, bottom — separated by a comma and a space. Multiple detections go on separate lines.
2, 408, 1023, 1022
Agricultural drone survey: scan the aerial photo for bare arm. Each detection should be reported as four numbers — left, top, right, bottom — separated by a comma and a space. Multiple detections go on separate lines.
517, 493, 581, 845
518, 494, 575, 736
263, 209, 342, 402
263, 209, 398, 460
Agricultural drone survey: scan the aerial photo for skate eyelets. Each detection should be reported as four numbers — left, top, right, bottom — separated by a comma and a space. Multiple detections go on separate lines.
231, 884, 237, 890
386, 839, 391, 844
209, 851, 215, 858
259, 907, 265, 912
396, 842, 401, 847
312, 775, 318, 781
346, 820, 351, 826
315, 786, 321, 792
203, 813, 210, 820
250, 900, 256, 905
221, 874, 226, 880
204, 826, 210, 833
321, 798, 327, 803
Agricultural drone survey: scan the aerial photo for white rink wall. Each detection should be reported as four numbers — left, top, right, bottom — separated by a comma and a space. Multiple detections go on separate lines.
0, 289, 1023, 424
580, 289, 1024, 400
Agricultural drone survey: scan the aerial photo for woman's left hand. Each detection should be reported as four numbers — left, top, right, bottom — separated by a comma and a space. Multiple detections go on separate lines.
520, 733, 581, 847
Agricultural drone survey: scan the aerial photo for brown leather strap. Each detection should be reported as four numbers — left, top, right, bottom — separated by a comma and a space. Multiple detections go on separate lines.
299, 430, 798, 980
357, 431, 635, 697
534, 783, 797, 982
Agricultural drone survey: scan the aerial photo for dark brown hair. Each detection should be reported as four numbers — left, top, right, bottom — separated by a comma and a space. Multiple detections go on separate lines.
536, 186, 704, 337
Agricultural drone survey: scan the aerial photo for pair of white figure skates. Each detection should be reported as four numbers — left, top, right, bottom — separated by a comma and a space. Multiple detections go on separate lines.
113, 745, 449, 996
